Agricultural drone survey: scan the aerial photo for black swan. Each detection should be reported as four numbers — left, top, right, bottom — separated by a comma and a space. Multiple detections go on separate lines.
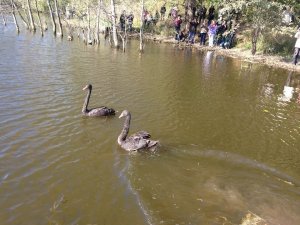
82, 84, 115, 116
118, 110, 159, 151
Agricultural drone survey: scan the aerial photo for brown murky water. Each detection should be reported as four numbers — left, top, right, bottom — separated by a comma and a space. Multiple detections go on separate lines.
0, 24, 300, 225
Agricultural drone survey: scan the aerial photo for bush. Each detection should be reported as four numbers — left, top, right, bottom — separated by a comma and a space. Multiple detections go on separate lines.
151, 19, 175, 36
235, 26, 296, 56
258, 26, 295, 56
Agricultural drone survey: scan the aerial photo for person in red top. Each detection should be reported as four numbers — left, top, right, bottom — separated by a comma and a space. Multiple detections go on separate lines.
174, 15, 182, 41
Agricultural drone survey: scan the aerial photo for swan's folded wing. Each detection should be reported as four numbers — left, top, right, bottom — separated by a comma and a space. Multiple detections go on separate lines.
88, 106, 115, 116
123, 136, 149, 151
133, 130, 151, 139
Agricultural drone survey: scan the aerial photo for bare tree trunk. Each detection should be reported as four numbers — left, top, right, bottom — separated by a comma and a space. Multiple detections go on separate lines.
46, 0, 56, 35
251, 27, 260, 55
105, 27, 112, 46
118, 22, 127, 52
26, 0, 36, 32
54, 0, 63, 37
82, 28, 87, 44
12, 1, 29, 29
87, 4, 92, 44
34, 0, 43, 36
184, 0, 196, 22
139, 0, 144, 53
123, 17, 127, 52
1, 13, 7, 26
63, 18, 73, 41
110, 0, 118, 48
95, 0, 102, 44
10, 0, 19, 32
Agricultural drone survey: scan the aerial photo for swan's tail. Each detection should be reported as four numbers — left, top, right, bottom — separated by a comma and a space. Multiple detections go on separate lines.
148, 140, 160, 150
108, 108, 116, 115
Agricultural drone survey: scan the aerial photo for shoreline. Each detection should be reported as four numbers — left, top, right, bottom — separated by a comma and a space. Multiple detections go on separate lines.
140, 33, 300, 73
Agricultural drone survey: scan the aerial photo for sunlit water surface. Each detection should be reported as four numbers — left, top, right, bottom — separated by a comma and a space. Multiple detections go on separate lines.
0, 24, 300, 225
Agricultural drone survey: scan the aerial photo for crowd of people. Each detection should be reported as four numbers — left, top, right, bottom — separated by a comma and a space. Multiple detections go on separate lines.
172, 5, 237, 49
119, 10, 135, 32
117, 3, 237, 50
116, 3, 299, 65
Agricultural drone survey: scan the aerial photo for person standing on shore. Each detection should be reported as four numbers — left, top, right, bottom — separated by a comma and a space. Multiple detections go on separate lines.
293, 26, 300, 65
127, 12, 134, 32
187, 18, 199, 44
174, 15, 182, 41
120, 10, 126, 31
199, 20, 208, 45
208, 20, 217, 47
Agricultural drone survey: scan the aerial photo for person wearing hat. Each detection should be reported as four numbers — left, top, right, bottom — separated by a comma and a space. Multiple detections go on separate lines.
293, 26, 300, 65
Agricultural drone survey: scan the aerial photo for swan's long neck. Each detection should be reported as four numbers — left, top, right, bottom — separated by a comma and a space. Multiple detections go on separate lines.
118, 113, 131, 145
82, 88, 91, 114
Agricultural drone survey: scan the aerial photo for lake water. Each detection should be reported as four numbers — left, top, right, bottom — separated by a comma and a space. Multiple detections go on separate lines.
0, 23, 300, 225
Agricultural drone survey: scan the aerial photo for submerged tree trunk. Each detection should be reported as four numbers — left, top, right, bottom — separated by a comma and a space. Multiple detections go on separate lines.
251, 27, 260, 55
54, 0, 63, 37
139, 0, 144, 53
87, 4, 92, 44
46, 0, 56, 35
34, 0, 43, 36
1, 12, 7, 26
110, 0, 118, 48
118, 22, 127, 52
104, 27, 112, 46
95, 0, 102, 44
10, 0, 19, 33
26, 0, 36, 32
13, 2, 29, 29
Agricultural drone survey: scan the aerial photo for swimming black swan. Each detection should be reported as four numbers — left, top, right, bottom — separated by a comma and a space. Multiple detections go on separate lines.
82, 84, 115, 116
118, 110, 159, 151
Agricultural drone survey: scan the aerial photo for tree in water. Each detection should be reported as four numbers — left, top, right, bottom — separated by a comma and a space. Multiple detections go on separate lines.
10, 0, 20, 33
86, 3, 92, 44
139, 0, 144, 53
26, 0, 36, 32
95, 0, 103, 45
118, 12, 127, 52
34, 0, 43, 36
46, 0, 56, 35
110, 0, 118, 48
15, 1, 29, 29
54, 0, 63, 37
1, 12, 7, 26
